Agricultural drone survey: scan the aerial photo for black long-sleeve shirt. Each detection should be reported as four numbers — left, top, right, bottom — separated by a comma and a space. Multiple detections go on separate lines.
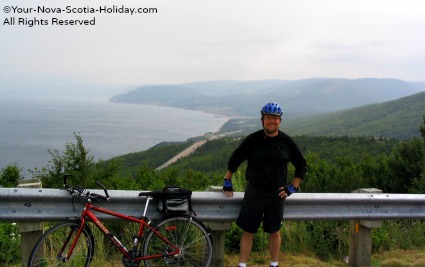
227, 130, 307, 190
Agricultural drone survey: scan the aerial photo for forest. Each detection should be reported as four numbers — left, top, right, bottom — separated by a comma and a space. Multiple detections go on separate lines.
1, 116, 425, 265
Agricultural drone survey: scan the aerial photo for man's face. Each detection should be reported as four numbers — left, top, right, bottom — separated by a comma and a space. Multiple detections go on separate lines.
262, 114, 281, 135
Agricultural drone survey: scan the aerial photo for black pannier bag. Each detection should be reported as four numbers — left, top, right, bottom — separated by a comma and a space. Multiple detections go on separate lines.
157, 186, 194, 214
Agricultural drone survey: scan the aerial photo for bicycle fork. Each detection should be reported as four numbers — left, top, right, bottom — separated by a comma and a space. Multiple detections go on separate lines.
59, 218, 88, 262
59, 225, 82, 262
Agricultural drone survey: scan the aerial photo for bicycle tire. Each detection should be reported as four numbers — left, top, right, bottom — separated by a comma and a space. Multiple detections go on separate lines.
142, 215, 212, 267
27, 221, 95, 267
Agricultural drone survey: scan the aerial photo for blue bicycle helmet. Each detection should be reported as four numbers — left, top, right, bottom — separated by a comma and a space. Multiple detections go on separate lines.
261, 102, 283, 117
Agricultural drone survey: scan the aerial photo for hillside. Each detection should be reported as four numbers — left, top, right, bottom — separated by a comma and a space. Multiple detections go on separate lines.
112, 135, 399, 176
213, 91, 425, 140
110, 78, 421, 116
284, 91, 425, 139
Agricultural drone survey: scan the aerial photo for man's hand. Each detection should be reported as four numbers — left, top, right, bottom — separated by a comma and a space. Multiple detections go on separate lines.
279, 184, 297, 198
223, 178, 234, 197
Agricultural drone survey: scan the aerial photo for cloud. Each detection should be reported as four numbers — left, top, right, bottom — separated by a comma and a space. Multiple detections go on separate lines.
1, 0, 425, 91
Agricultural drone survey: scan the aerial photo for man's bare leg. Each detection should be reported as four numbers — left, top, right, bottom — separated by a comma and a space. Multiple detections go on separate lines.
268, 231, 281, 262
239, 231, 255, 264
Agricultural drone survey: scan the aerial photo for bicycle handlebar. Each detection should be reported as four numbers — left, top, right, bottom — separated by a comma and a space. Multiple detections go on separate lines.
96, 181, 110, 200
63, 176, 110, 202
88, 191, 109, 201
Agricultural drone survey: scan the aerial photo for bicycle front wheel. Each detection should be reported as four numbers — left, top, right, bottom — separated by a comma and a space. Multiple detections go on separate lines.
28, 221, 94, 267
143, 215, 212, 267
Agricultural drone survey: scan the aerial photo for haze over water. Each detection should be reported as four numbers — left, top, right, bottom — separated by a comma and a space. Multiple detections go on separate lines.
0, 96, 227, 177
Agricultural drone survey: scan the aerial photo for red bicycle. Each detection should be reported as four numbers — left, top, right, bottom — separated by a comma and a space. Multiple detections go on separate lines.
27, 178, 213, 267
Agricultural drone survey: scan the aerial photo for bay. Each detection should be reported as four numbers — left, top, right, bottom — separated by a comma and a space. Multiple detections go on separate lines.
0, 96, 227, 176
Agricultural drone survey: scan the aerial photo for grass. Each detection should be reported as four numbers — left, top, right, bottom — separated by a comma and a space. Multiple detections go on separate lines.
224, 251, 346, 267
371, 249, 425, 267
6, 249, 425, 266
223, 249, 425, 267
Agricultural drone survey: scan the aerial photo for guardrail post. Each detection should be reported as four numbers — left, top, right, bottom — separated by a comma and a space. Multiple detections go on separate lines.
348, 188, 383, 267
17, 178, 43, 267
205, 186, 232, 267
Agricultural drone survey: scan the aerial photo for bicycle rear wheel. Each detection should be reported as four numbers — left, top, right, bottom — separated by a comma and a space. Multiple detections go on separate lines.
142, 215, 212, 267
28, 221, 94, 267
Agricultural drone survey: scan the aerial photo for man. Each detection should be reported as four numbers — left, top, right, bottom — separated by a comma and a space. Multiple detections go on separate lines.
223, 102, 307, 267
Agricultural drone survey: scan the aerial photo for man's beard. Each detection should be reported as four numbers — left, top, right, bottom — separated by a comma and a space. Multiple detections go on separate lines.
264, 128, 278, 135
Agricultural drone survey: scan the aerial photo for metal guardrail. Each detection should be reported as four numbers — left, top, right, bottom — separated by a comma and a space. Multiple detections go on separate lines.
1, 187, 425, 222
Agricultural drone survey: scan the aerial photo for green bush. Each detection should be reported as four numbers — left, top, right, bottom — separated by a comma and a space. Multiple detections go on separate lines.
0, 222, 21, 266
281, 221, 310, 253
225, 223, 242, 253
372, 220, 425, 252
304, 221, 349, 261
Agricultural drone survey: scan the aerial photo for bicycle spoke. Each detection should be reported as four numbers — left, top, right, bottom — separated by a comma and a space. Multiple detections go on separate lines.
28, 222, 94, 267
142, 216, 212, 267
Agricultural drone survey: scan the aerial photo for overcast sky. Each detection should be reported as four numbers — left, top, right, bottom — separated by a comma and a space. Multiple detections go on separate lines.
1, 0, 425, 93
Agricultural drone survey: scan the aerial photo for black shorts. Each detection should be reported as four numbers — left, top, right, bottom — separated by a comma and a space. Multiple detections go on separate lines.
236, 184, 284, 233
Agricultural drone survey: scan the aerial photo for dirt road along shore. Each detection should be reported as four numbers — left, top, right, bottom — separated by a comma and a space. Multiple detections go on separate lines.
155, 139, 208, 171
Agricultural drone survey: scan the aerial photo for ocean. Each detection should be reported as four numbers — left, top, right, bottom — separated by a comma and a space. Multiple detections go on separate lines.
0, 96, 227, 176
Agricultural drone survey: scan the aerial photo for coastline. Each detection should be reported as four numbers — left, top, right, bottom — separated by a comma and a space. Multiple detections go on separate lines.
0, 97, 229, 175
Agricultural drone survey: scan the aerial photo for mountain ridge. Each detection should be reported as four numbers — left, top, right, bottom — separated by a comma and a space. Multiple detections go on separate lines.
110, 77, 425, 140
110, 78, 422, 116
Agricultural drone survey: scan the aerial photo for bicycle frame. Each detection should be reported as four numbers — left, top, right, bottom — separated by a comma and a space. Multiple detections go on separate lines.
65, 196, 181, 263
